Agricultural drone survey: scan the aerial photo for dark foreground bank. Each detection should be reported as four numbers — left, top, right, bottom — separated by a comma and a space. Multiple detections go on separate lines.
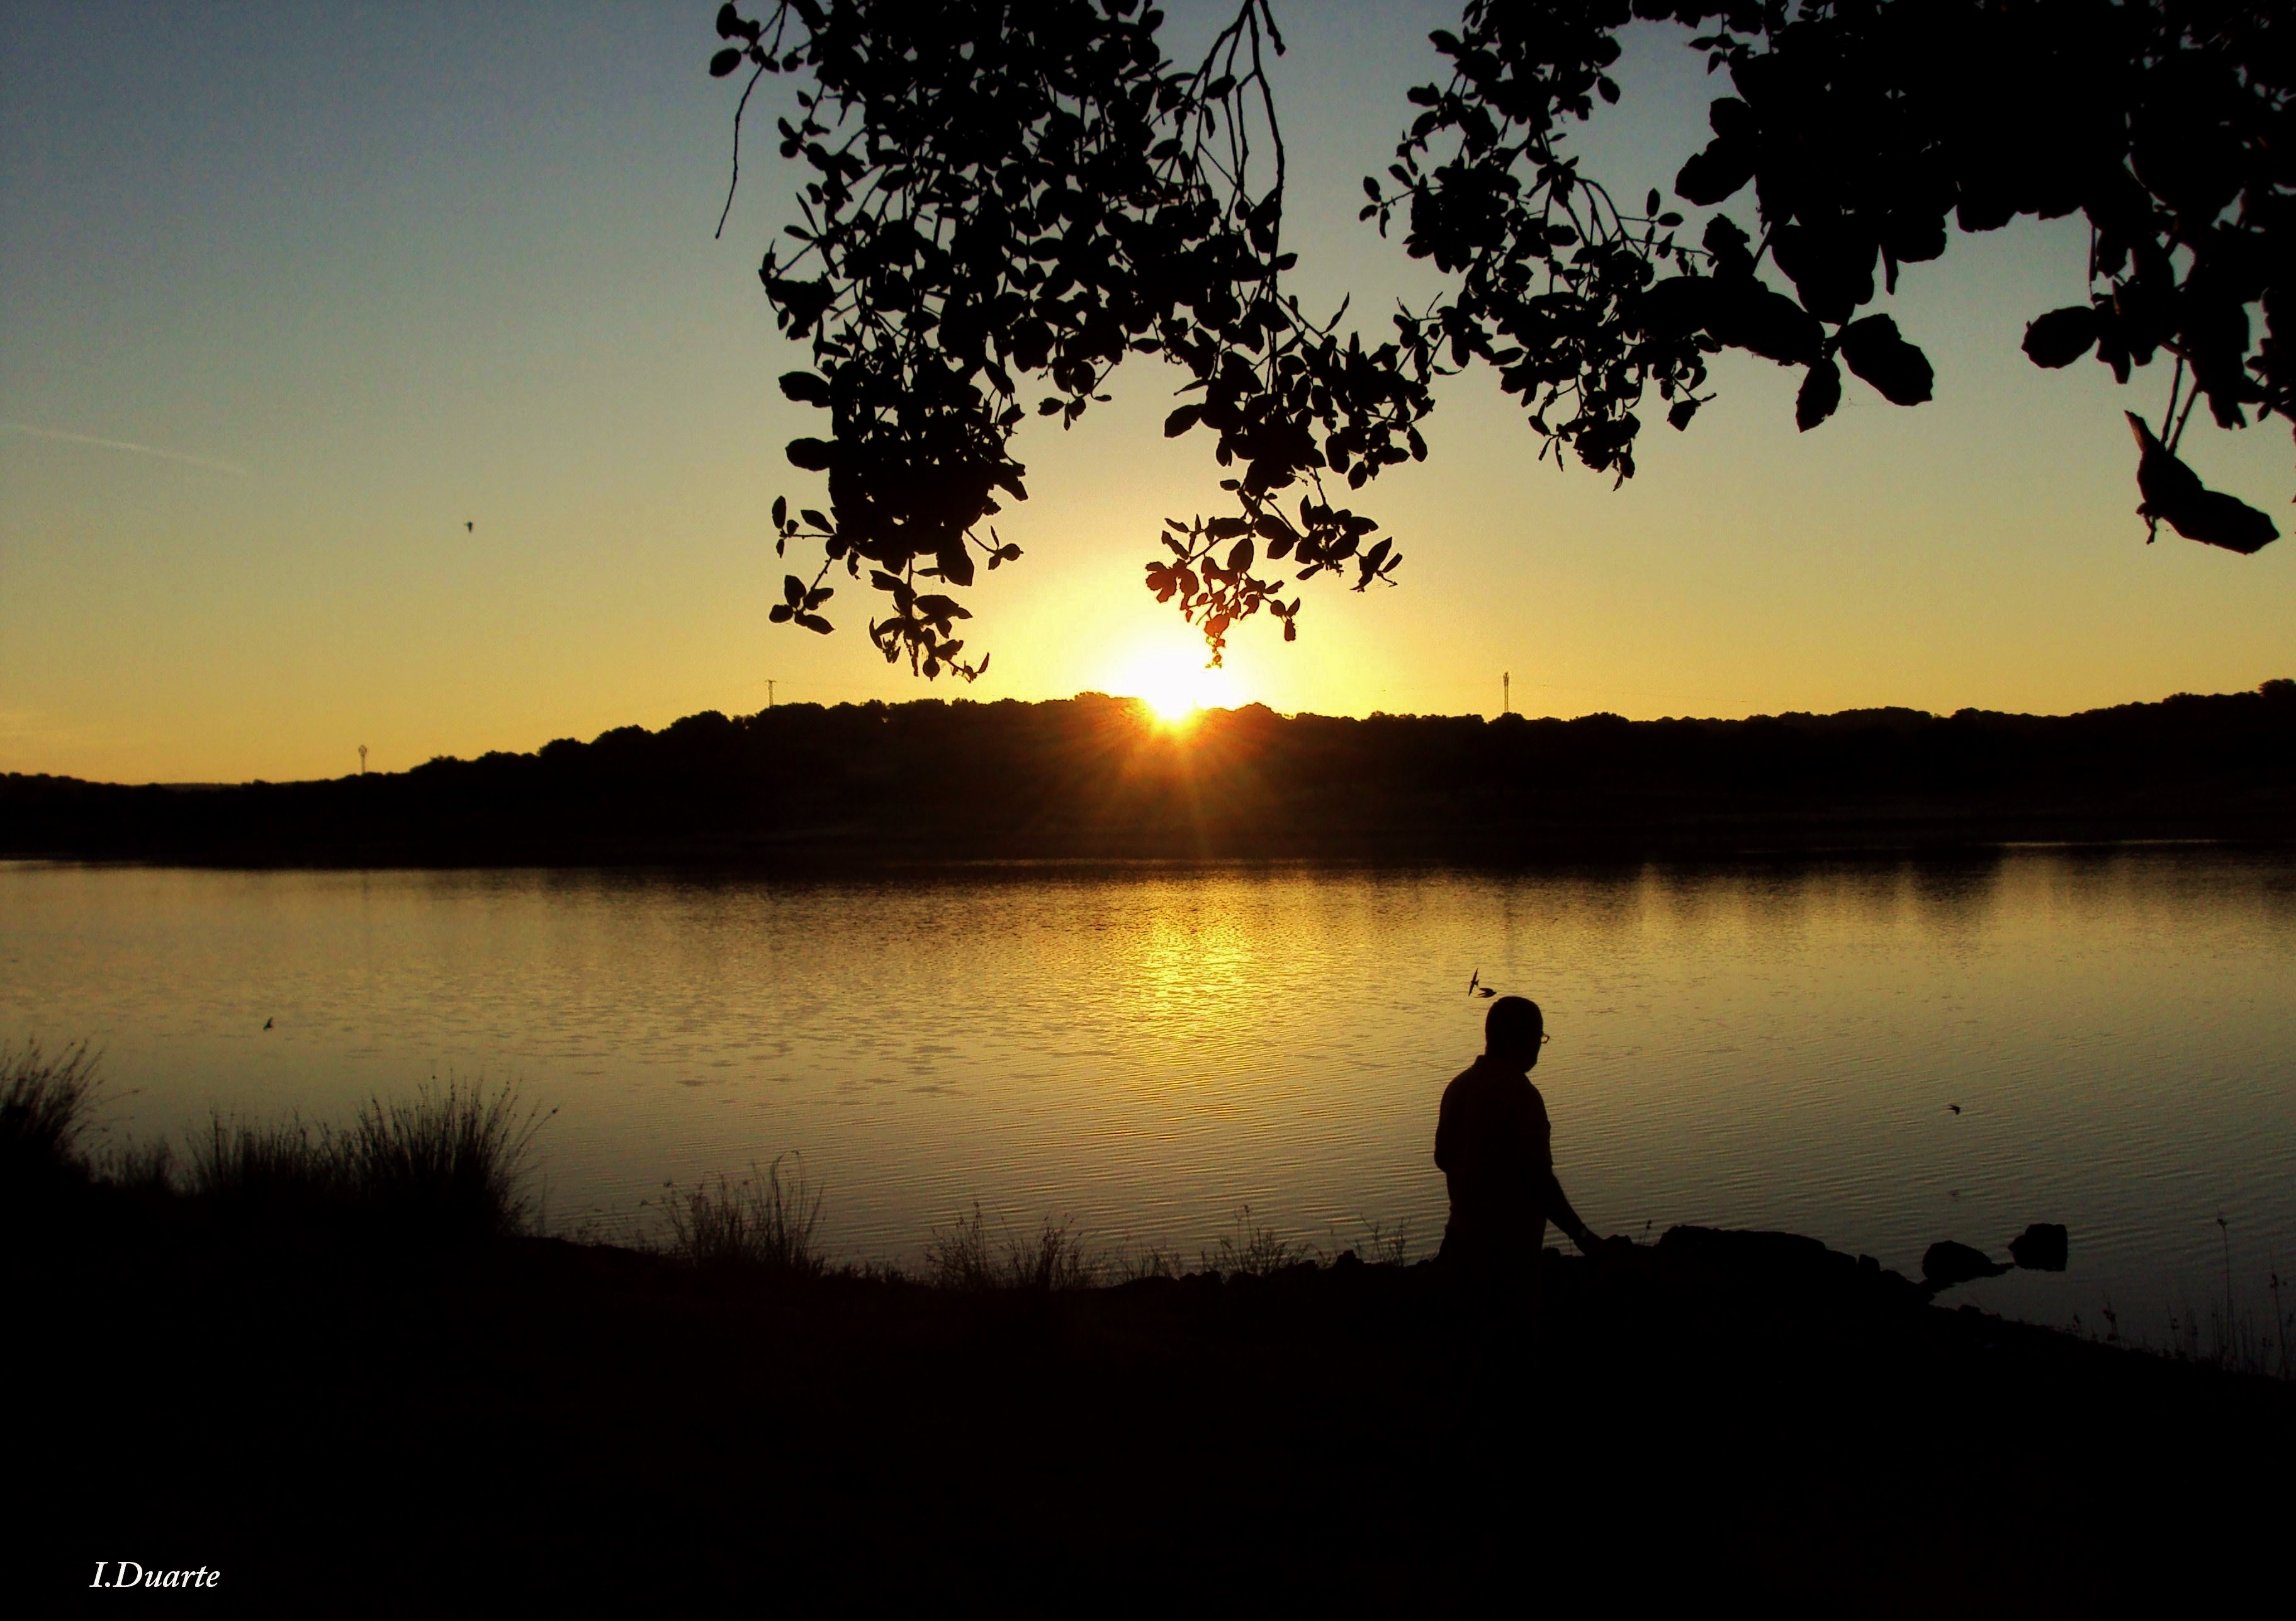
11, 1177, 2293, 1613
8, 682, 2295, 865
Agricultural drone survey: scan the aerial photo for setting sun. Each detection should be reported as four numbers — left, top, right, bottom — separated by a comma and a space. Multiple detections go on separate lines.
1112, 643, 1241, 724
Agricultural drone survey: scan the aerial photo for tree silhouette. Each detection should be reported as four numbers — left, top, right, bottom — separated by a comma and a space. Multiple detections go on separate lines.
712, 0, 2287, 676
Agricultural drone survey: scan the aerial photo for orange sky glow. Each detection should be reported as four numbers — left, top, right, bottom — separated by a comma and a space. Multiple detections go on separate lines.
4, 4, 2290, 784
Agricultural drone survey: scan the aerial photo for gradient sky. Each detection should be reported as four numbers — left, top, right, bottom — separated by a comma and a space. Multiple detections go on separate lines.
4, 1, 2291, 784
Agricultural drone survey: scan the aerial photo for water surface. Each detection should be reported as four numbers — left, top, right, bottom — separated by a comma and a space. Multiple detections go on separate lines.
6, 850, 2293, 1331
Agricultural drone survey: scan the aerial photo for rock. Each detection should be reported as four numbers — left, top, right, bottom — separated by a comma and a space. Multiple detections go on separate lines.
1922, 1240, 2010, 1289
1659, 1225, 1843, 1283
2008, 1223, 2069, 1272
1655, 1226, 1917, 1304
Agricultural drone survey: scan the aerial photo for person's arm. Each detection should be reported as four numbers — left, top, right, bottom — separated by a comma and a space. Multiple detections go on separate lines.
1520, 1085, 1601, 1252
1535, 1168, 1604, 1255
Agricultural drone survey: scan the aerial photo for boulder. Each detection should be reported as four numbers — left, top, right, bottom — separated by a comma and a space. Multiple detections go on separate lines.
2008, 1223, 2069, 1272
1922, 1240, 2010, 1289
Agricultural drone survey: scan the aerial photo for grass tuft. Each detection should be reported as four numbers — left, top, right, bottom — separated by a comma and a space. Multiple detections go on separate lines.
1114, 1245, 1186, 1283
186, 1080, 550, 1243
926, 1202, 1102, 1291
95, 1137, 177, 1195
1341, 1216, 1412, 1268
1203, 1205, 1308, 1277
0, 1039, 103, 1185
340, 1081, 553, 1240
2081, 1276, 2296, 1383
661, 1155, 828, 1278
187, 1114, 335, 1208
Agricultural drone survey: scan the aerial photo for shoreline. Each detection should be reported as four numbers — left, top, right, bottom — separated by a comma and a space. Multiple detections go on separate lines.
14, 1169, 2293, 1610
9, 685, 2292, 869
8, 824, 2295, 874
9, 1065, 2292, 1608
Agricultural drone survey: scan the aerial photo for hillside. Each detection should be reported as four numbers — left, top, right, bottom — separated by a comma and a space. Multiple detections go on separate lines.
5, 682, 2293, 865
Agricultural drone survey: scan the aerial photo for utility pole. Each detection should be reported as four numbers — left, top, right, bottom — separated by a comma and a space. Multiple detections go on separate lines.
1502, 672, 1510, 716
767, 680, 776, 709
358, 743, 367, 775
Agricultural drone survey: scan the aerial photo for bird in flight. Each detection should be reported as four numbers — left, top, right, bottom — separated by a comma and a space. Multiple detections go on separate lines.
1945, 1103, 1961, 1114
1466, 968, 1479, 995
263, 1017, 273, 1031
464, 521, 474, 533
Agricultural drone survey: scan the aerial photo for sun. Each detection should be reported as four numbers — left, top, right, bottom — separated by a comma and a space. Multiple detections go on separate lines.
1114, 645, 1239, 725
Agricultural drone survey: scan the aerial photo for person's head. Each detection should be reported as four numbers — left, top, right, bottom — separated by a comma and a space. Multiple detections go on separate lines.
1484, 995, 1544, 1071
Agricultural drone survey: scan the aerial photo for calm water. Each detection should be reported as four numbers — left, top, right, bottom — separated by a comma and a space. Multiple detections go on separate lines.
6, 851, 2294, 1331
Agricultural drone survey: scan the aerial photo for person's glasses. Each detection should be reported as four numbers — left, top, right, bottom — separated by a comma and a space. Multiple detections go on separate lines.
1539, 1031, 1553, 1046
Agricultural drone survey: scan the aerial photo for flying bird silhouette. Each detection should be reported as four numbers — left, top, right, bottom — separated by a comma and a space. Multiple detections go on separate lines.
1466, 968, 1480, 995
262, 1017, 273, 1031
1946, 1103, 1961, 1114
464, 521, 474, 533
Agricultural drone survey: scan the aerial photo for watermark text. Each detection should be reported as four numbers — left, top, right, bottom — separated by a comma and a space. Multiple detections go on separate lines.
89, 1562, 220, 1590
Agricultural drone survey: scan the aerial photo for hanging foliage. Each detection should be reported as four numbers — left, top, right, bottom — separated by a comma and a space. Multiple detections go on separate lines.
714, 1, 2288, 674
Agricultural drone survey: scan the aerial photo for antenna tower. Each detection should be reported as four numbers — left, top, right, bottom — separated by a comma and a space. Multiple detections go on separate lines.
1502, 672, 1510, 716
358, 744, 368, 775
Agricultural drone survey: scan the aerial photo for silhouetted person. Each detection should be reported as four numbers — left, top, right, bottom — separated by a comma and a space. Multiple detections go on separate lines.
1435, 996, 1612, 1350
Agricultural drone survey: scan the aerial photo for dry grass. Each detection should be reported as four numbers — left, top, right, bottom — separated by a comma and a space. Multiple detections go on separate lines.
1114, 1245, 1186, 1282
660, 1156, 829, 1278
925, 1203, 1102, 1291
2083, 1276, 2296, 1384
0, 1039, 103, 1184
1203, 1205, 1309, 1277
1343, 1216, 1413, 1268
339, 1082, 553, 1240
186, 1080, 551, 1242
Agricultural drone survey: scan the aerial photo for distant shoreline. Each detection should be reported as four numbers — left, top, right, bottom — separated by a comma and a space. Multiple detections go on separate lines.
8, 683, 2292, 867
6, 831, 2294, 876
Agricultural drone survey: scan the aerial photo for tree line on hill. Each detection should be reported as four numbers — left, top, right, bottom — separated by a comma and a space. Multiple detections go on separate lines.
4, 682, 2292, 865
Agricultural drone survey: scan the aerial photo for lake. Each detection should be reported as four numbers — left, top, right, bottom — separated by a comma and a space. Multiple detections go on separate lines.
6, 849, 2293, 1334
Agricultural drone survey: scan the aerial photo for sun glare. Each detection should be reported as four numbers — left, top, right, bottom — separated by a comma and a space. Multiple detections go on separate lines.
1115, 646, 1239, 725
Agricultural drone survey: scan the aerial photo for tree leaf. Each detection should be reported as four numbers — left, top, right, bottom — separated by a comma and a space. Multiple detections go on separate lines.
1674, 138, 1754, 206
2171, 491, 2277, 554
1796, 359, 1842, 432
2021, 306, 2098, 369
1713, 284, 1823, 366
1636, 275, 1717, 341
710, 48, 743, 79
1838, 315, 1933, 405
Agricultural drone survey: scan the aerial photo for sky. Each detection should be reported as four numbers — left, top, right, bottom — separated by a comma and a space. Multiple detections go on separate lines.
4, 1, 2291, 784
